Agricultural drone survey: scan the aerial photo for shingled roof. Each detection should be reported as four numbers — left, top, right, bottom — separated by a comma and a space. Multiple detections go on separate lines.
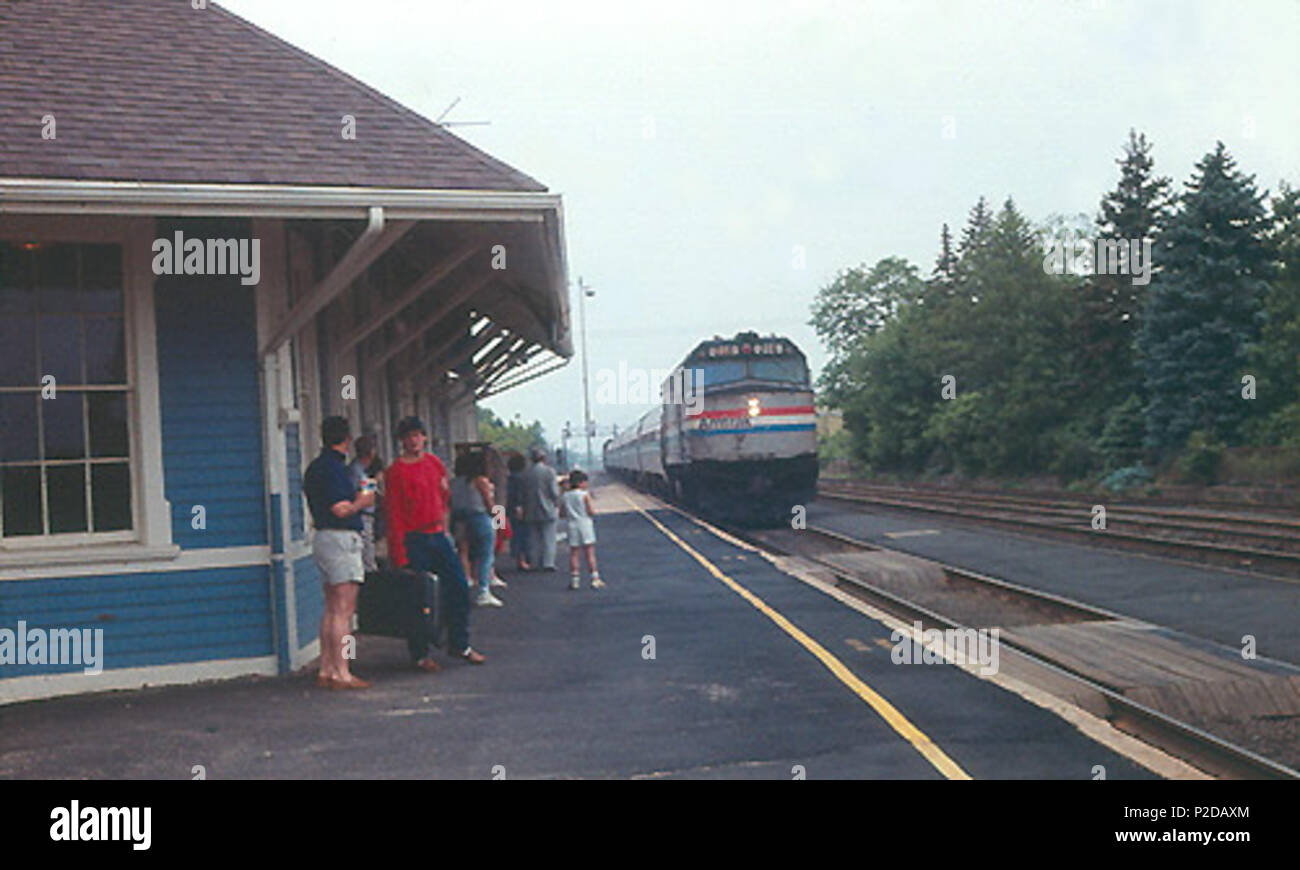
0, 0, 547, 191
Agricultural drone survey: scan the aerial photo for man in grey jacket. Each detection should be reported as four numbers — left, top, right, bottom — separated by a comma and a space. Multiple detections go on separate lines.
522, 446, 560, 571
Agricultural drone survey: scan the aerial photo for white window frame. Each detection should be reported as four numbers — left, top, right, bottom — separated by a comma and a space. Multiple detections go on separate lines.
0, 216, 176, 569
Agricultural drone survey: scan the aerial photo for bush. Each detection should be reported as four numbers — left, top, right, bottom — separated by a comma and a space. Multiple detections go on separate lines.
1218, 447, 1300, 485
1100, 464, 1154, 492
1242, 401, 1300, 448
1173, 430, 1224, 485
1050, 433, 1100, 482
818, 428, 853, 463
923, 392, 989, 476
1096, 394, 1146, 471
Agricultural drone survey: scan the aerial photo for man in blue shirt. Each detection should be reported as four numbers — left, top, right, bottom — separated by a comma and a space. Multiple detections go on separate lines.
304, 416, 375, 690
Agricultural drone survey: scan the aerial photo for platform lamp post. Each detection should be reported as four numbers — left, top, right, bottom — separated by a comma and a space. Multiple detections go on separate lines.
577, 277, 596, 468
562, 420, 571, 473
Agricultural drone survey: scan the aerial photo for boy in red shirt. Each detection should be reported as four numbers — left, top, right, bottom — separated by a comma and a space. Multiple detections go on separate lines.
386, 417, 486, 667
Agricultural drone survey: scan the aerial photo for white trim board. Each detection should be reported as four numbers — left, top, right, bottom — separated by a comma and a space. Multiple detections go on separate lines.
291, 637, 321, 672
0, 179, 561, 221
0, 545, 270, 582
0, 655, 278, 706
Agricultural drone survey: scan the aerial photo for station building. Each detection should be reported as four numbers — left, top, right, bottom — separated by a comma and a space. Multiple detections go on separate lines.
0, 0, 571, 703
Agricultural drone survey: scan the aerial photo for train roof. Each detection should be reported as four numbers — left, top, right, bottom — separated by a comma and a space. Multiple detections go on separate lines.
606, 404, 661, 452
682, 331, 806, 365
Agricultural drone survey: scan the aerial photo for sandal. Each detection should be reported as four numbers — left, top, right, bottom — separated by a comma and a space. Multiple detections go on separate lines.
317, 674, 371, 690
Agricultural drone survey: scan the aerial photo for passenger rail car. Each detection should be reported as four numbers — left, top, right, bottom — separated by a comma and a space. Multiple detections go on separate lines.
604, 332, 818, 525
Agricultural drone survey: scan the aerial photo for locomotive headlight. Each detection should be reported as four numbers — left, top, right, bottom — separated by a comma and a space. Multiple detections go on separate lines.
747, 397, 761, 417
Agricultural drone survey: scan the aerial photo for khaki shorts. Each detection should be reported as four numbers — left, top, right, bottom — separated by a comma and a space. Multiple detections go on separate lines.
313, 529, 366, 586
567, 517, 597, 546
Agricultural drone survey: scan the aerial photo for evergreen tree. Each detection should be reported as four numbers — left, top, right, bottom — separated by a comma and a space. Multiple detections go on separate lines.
1076, 130, 1173, 415
931, 223, 958, 286
958, 196, 993, 257
922, 222, 960, 311
1245, 183, 1300, 443
1140, 142, 1274, 454
919, 198, 1079, 474
954, 196, 995, 310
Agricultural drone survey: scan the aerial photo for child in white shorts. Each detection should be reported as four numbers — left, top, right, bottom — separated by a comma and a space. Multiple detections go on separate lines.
560, 470, 602, 590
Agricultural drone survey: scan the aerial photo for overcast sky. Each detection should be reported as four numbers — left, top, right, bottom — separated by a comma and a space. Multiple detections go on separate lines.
221, 0, 1300, 456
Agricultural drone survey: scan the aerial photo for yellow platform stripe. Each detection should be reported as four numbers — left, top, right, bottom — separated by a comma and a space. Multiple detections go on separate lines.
621, 494, 972, 781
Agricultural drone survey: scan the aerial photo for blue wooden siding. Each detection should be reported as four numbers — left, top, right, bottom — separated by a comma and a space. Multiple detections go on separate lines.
0, 564, 273, 678
293, 554, 322, 647
154, 249, 268, 550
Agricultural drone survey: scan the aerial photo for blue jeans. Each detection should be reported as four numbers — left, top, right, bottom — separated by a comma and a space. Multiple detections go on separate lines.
464, 512, 496, 594
403, 531, 471, 656
510, 515, 530, 563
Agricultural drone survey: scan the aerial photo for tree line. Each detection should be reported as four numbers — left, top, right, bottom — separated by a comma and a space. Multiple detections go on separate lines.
477, 407, 549, 456
811, 131, 1300, 486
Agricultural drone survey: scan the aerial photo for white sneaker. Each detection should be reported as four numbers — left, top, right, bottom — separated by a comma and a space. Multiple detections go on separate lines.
591, 577, 606, 589
569, 576, 580, 590
475, 591, 504, 607
490, 576, 508, 589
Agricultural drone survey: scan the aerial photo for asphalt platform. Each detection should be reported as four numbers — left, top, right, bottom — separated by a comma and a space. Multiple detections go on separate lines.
0, 484, 1157, 780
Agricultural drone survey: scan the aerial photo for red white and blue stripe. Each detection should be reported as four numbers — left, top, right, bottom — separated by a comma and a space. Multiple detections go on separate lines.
685, 404, 817, 436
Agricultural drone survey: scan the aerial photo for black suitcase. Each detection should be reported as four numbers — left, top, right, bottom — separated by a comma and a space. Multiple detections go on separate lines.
356, 568, 444, 650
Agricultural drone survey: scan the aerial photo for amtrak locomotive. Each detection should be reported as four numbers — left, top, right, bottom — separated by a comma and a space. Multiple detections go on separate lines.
603, 332, 818, 524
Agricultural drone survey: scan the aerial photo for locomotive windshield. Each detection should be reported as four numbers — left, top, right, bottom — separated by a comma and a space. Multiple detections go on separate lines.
696, 356, 808, 388
749, 358, 807, 383
698, 360, 748, 388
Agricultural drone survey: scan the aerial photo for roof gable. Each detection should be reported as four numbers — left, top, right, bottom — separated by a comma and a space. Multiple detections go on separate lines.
0, 0, 546, 191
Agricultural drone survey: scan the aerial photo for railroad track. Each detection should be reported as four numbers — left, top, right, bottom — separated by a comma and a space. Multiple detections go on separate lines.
818, 479, 1300, 580
733, 520, 1300, 775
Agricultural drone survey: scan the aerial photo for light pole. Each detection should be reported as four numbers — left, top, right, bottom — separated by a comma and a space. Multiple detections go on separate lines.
577, 277, 596, 468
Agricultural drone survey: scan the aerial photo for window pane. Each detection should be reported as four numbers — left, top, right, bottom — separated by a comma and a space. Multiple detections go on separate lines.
1, 465, 42, 536
700, 361, 747, 387
40, 314, 83, 385
88, 392, 129, 458
749, 358, 808, 383
92, 463, 132, 532
36, 244, 80, 312
0, 244, 37, 314
47, 464, 88, 534
80, 245, 123, 313
0, 394, 39, 462
42, 391, 86, 460
84, 316, 127, 384
0, 314, 38, 386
